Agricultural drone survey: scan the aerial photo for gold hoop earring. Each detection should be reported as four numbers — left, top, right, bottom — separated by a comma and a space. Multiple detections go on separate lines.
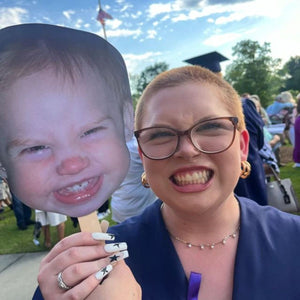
240, 161, 251, 179
141, 172, 150, 188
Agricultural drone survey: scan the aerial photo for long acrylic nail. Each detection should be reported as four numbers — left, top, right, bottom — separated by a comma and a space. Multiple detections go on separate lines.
92, 232, 115, 241
108, 250, 129, 264
104, 242, 127, 253
95, 264, 113, 280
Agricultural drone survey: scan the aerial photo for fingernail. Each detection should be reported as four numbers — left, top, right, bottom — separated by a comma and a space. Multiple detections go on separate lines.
92, 232, 115, 241
95, 264, 113, 280
104, 242, 127, 253
108, 250, 129, 263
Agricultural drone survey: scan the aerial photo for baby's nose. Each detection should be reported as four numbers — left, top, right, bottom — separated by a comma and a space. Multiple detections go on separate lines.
56, 156, 90, 175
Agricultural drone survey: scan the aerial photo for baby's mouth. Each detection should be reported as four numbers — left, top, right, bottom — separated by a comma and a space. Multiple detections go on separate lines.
58, 179, 91, 195
54, 176, 102, 204
171, 170, 213, 186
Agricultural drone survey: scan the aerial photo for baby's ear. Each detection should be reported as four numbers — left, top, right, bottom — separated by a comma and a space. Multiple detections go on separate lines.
123, 101, 134, 142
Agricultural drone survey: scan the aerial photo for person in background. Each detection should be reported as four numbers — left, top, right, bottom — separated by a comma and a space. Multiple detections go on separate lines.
235, 93, 267, 205
35, 210, 67, 248
111, 136, 157, 223
97, 200, 111, 220
11, 193, 35, 230
250, 94, 271, 125
0, 176, 13, 214
266, 91, 296, 144
266, 91, 295, 117
249, 95, 281, 171
293, 95, 300, 168
290, 93, 300, 146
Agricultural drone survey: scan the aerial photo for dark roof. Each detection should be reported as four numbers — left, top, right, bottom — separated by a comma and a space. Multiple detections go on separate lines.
184, 51, 228, 73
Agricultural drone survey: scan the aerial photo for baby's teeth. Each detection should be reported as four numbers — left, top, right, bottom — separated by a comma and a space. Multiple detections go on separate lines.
66, 181, 89, 192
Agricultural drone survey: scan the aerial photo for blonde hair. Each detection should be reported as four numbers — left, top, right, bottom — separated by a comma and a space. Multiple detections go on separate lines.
276, 91, 295, 104
135, 65, 245, 131
0, 23, 131, 111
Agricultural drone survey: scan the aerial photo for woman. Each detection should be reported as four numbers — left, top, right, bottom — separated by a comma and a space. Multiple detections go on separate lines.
293, 95, 300, 167
34, 66, 300, 299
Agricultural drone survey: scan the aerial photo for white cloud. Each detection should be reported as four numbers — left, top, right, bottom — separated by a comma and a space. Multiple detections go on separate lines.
146, 29, 157, 39
172, 9, 204, 22
63, 10, 75, 20
74, 18, 83, 29
213, 0, 285, 25
203, 32, 241, 46
120, 4, 133, 12
131, 11, 142, 19
108, 19, 122, 30
148, 3, 175, 18
148, 0, 293, 25
123, 51, 163, 74
0, 7, 28, 28
161, 15, 170, 22
106, 28, 142, 38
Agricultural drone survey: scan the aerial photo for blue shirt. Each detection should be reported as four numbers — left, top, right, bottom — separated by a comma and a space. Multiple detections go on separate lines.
266, 101, 294, 115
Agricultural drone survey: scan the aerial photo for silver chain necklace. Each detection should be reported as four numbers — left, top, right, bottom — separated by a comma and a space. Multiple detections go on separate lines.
161, 203, 240, 250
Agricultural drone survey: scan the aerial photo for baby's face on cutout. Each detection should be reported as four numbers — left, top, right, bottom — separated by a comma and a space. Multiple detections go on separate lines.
0, 68, 130, 217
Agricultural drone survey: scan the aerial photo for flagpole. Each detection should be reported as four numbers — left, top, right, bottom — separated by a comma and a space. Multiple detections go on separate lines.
97, 0, 107, 40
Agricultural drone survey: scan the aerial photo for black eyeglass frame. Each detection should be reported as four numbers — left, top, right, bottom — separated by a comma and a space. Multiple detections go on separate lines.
134, 116, 239, 160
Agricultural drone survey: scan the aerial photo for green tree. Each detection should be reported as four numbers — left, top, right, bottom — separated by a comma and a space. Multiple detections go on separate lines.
282, 56, 300, 92
131, 62, 169, 107
224, 40, 282, 107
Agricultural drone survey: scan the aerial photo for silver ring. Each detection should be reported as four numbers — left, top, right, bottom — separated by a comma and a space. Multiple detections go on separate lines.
57, 271, 71, 290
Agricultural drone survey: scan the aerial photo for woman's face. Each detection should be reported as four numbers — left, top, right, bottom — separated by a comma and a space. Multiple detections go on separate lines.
139, 82, 249, 214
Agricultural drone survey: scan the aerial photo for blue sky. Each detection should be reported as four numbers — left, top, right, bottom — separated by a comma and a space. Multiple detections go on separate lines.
1, 0, 299, 75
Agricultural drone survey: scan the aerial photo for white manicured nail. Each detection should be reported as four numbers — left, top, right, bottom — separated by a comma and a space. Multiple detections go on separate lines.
104, 242, 127, 253
121, 250, 129, 259
92, 232, 115, 241
95, 264, 113, 280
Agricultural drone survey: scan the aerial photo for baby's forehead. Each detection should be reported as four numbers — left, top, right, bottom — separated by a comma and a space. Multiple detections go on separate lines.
0, 23, 130, 98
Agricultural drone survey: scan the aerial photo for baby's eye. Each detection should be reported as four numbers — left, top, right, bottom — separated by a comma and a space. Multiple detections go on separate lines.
81, 126, 105, 137
22, 145, 49, 154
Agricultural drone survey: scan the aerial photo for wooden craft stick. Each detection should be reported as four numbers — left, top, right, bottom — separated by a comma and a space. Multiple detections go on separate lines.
78, 211, 102, 233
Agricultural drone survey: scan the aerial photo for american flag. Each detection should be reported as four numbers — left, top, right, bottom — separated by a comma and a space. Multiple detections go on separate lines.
96, 8, 113, 25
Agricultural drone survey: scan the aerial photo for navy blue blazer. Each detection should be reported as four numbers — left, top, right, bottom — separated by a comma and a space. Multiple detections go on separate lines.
33, 197, 300, 299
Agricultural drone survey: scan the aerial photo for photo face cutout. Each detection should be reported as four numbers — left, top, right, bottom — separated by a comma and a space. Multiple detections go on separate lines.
0, 24, 133, 217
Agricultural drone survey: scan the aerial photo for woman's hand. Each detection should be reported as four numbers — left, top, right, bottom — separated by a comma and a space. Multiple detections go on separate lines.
37, 230, 140, 299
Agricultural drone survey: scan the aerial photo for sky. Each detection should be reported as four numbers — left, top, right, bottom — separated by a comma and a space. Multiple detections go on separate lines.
1, 0, 300, 76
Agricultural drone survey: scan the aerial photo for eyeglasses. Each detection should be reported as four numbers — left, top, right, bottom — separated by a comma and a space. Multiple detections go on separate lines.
134, 117, 238, 160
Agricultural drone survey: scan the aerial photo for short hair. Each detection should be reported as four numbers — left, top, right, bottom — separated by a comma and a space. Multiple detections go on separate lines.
135, 65, 245, 131
0, 23, 131, 111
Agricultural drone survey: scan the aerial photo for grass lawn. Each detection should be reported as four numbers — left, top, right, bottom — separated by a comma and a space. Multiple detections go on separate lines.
0, 145, 299, 255
0, 208, 115, 255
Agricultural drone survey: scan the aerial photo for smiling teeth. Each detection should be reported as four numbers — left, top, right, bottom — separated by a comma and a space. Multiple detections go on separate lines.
64, 180, 89, 193
173, 170, 210, 186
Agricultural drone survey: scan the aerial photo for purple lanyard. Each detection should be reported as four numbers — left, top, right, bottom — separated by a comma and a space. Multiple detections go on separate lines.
187, 272, 202, 300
